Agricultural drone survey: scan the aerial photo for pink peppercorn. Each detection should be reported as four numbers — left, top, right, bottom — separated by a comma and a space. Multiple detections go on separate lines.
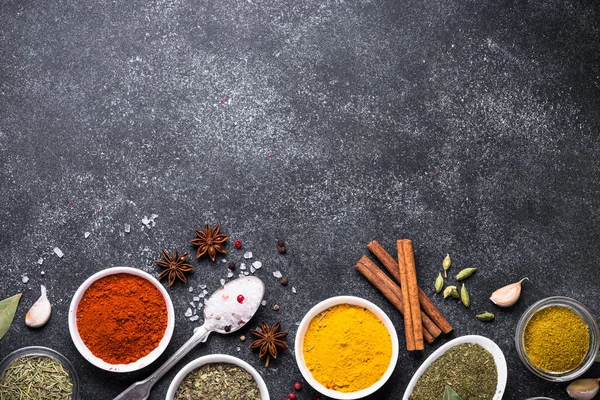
234, 240, 242, 249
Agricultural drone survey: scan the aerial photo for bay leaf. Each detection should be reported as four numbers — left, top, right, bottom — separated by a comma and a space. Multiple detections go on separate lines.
443, 386, 463, 400
0, 293, 22, 341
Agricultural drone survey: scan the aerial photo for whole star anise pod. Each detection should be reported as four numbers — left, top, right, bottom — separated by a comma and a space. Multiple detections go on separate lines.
250, 321, 288, 367
190, 224, 229, 261
155, 249, 193, 286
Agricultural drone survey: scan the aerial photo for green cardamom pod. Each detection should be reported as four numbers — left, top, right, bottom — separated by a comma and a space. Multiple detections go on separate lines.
435, 273, 444, 293
442, 254, 451, 278
443, 285, 458, 299
456, 267, 477, 281
461, 284, 470, 307
476, 312, 495, 322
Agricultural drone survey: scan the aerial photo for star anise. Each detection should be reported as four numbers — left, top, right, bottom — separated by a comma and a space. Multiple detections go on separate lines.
155, 249, 194, 286
190, 224, 229, 261
249, 321, 288, 367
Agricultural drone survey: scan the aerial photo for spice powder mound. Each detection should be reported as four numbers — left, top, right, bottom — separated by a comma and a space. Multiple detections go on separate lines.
409, 343, 497, 400
76, 273, 168, 364
524, 305, 589, 372
302, 304, 392, 393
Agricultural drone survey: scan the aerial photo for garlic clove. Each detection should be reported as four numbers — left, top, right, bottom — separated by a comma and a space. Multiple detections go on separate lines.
566, 378, 600, 400
25, 285, 51, 328
490, 278, 528, 307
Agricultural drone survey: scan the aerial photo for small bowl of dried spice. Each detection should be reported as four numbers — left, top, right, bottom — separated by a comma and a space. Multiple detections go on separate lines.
516, 296, 600, 382
403, 335, 507, 400
68, 266, 175, 372
295, 296, 399, 400
166, 354, 269, 400
0, 346, 79, 399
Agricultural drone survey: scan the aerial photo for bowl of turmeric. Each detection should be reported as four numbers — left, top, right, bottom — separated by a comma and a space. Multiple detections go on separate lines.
68, 267, 175, 373
515, 296, 600, 382
294, 296, 399, 399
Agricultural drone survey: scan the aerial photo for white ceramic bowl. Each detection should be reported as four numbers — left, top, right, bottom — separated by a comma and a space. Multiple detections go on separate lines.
68, 267, 175, 372
295, 296, 399, 400
402, 335, 507, 400
165, 354, 270, 400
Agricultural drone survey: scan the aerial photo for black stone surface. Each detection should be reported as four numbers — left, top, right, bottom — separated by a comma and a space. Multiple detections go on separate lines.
1, 0, 599, 399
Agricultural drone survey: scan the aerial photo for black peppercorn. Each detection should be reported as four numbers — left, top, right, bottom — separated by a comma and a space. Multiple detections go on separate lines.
280, 277, 289, 286
277, 239, 287, 254
228, 262, 236, 270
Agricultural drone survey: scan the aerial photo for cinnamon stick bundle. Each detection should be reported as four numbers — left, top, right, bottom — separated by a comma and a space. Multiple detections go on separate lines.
397, 239, 424, 350
355, 256, 441, 344
368, 240, 453, 334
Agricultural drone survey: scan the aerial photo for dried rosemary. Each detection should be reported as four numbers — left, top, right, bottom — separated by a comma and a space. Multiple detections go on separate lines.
174, 362, 260, 400
409, 343, 497, 400
0, 356, 73, 399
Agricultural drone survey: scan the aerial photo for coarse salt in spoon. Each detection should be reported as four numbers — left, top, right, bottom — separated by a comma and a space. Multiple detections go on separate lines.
113, 276, 265, 400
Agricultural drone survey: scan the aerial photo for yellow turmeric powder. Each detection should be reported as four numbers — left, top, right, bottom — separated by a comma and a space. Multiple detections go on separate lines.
524, 305, 589, 372
302, 304, 392, 392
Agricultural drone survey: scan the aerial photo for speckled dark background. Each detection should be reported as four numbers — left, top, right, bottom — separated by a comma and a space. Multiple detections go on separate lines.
1, 0, 599, 399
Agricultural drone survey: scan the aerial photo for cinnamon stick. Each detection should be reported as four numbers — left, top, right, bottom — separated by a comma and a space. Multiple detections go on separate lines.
397, 239, 424, 350
355, 256, 439, 345
368, 240, 453, 334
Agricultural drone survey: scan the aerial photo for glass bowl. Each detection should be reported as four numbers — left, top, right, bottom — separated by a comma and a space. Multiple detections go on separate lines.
0, 346, 80, 399
515, 296, 600, 382
294, 296, 399, 400
68, 266, 175, 372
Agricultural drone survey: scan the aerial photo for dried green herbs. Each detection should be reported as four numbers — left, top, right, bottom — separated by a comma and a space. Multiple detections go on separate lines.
174, 362, 260, 400
409, 343, 497, 400
0, 356, 73, 399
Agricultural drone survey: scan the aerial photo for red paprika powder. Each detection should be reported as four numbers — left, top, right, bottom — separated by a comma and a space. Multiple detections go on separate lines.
76, 273, 168, 364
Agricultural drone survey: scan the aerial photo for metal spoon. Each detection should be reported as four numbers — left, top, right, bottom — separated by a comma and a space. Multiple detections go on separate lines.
113, 276, 265, 400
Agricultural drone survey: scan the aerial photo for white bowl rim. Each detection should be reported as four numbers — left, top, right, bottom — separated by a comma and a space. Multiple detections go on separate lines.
165, 354, 270, 400
294, 295, 400, 400
401, 334, 507, 400
68, 266, 175, 373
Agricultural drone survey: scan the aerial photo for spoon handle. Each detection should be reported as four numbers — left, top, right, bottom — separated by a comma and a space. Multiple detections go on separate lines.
113, 325, 211, 400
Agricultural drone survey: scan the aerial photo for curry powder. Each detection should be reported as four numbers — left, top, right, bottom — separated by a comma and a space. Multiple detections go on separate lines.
524, 305, 589, 372
302, 304, 392, 392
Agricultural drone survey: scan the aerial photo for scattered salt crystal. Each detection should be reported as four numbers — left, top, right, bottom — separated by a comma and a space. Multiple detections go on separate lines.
151, 213, 158, 219
292, 287, 297, 293
273, 271, 282, 278
37, 258, 43, 265
261, 300, 267, 306
220, 278, 226, 286
193, 308, 197, 315
84, 232, 91, 238
240, 264, 247, 271
197, 303, 203, 309
200, 284, 207, 289
199, 292, 206, 299
193, 296, 200, 302
22, 276, 29, 284
142, 214, 159, 229
40, 271, 45, 276
243, 251, 253, 259
53, 247, 64, 258
190, 315, 199, 322
191, 302, 197, 308
250, 265, 256, 273
222, 259, 227, 263
227, 271, 234, 278
252, 261, 262, 269
237, 347, 241, 352
124, 224, 131, 233
243, 271, 249, 276
184, 308, 193, 317
202, 289, 209, 295
239, 273, 245, 278
189, 287, 194, 292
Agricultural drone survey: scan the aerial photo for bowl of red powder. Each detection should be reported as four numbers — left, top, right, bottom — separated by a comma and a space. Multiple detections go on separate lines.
68, 267, 175, 372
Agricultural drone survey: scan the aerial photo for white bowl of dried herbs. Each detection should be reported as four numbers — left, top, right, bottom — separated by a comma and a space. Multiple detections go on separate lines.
402, 335, 507, 400
166, 354, 269, 400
